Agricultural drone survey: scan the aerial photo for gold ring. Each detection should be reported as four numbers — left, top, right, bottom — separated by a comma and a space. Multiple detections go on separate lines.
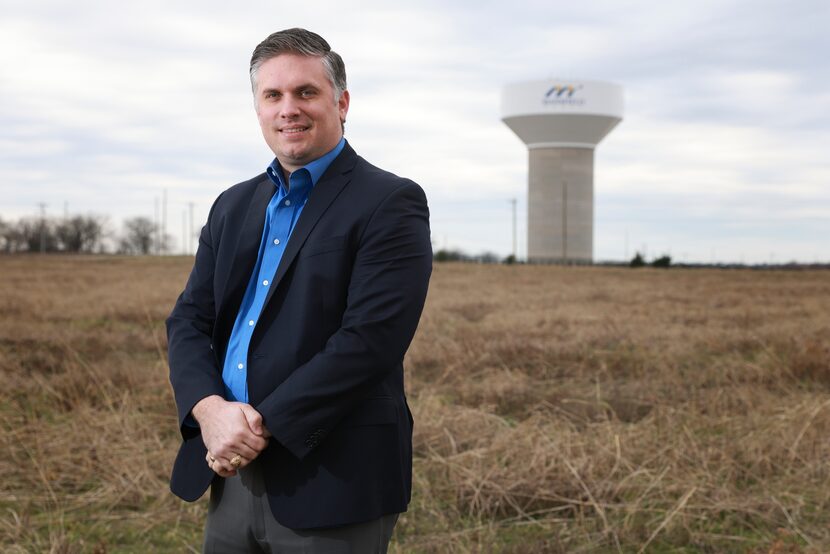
230, 455, 242, 468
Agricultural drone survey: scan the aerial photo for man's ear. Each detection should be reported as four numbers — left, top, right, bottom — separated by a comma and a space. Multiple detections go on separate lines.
338, 90, 350, 123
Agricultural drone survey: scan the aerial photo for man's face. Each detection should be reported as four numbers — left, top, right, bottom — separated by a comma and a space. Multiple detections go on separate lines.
254, 53, 350, 174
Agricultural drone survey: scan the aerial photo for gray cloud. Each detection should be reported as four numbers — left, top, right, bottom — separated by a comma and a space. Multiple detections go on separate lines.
1, 0, 827, 262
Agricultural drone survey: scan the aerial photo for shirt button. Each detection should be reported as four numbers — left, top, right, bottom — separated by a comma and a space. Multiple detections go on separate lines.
273, 238, 280, 245
284, 199, 291, 206
248, 320, 254, 326
262, 280, 269, 286
237, 363, 244, 370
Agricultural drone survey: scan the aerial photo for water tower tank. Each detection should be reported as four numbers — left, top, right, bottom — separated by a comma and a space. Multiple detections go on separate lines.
501, 79, 623, 263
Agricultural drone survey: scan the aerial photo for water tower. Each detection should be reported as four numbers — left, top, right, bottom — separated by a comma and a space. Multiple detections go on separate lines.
501, 80, 623, 263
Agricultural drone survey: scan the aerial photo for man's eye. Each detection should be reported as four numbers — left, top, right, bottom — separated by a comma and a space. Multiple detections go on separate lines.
300, 90, 315, 98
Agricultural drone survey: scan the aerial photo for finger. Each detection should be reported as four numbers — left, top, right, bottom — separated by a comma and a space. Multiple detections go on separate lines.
210, 430, 263, 460
226, 453, 247, 470
228, 440, 262, 460
239, 405, 264, 435
209, 458, 237, 477
215, 450, 247, 470
240, 435, 269, 455
214, 430, 266, 457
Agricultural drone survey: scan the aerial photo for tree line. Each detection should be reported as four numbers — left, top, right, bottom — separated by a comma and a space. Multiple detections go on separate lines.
0, 214, 174, 255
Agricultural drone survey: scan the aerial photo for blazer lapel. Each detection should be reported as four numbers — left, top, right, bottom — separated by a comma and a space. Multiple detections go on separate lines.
215, 176, 274, 339
263, 145, 357, 307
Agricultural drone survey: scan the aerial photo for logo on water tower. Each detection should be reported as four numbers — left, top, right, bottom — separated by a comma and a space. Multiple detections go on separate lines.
543, 84, 585, 106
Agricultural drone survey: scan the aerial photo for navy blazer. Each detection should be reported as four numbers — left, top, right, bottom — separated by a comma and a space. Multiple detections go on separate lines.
166, 143, 432, 529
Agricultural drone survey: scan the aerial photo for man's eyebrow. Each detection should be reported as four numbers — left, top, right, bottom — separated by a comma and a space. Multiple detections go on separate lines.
260, 83, 320, 95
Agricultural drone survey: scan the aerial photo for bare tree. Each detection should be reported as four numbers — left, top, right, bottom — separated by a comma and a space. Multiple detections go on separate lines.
0, 218, 25, 253
0, 217, 7, 253
15, 217, 58, 252
119, 217, 156, 255
55, 215, 106, 253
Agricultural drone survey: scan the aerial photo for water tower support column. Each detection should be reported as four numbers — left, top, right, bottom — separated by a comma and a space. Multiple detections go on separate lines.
527, 147, 594, 263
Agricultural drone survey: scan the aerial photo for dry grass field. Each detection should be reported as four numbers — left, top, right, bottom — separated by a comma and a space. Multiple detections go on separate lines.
1, 255, 829, 553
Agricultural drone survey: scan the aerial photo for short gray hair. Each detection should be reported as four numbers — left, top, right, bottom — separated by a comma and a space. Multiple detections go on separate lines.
250, 28, 347, 101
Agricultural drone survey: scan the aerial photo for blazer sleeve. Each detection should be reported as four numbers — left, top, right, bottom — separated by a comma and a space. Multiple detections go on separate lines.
166, 195, 227, 438
255, 180, 432, 460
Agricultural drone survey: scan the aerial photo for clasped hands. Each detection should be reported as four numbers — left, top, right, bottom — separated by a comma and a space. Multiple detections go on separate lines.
192, 395, 272, 477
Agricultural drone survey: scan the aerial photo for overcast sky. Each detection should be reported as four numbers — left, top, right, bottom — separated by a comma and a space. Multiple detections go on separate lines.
1, 0, 827, 263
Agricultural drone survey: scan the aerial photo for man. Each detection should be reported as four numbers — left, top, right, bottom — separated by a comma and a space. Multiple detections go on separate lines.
166, 28, 431, 552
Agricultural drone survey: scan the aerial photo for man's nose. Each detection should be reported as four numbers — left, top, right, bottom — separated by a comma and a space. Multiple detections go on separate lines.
279, 95, 301, 118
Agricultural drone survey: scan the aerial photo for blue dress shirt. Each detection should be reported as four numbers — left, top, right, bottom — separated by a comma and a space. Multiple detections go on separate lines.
221, 138, 346, 402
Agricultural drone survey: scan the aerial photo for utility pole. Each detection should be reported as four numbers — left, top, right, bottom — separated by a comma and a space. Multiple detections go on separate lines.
154, 196, 160, 255
38, 202, 47, 254
162, 188, 168, 255
188, 202, 195, 255
509, 197, 517, 261
182, 209, 187, 255
562, 181, 568, 262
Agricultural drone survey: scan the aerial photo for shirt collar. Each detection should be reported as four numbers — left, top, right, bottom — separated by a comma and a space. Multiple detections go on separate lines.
266, 137, 346, 193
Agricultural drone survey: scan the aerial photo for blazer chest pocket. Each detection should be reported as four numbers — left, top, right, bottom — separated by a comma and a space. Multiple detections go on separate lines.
300, 235, 347, 258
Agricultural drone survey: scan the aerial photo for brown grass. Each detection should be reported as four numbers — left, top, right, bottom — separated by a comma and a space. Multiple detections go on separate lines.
1, 256, 829, 552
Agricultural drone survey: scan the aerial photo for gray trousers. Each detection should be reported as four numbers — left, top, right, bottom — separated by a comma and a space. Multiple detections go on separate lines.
202, 459, 399, 553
